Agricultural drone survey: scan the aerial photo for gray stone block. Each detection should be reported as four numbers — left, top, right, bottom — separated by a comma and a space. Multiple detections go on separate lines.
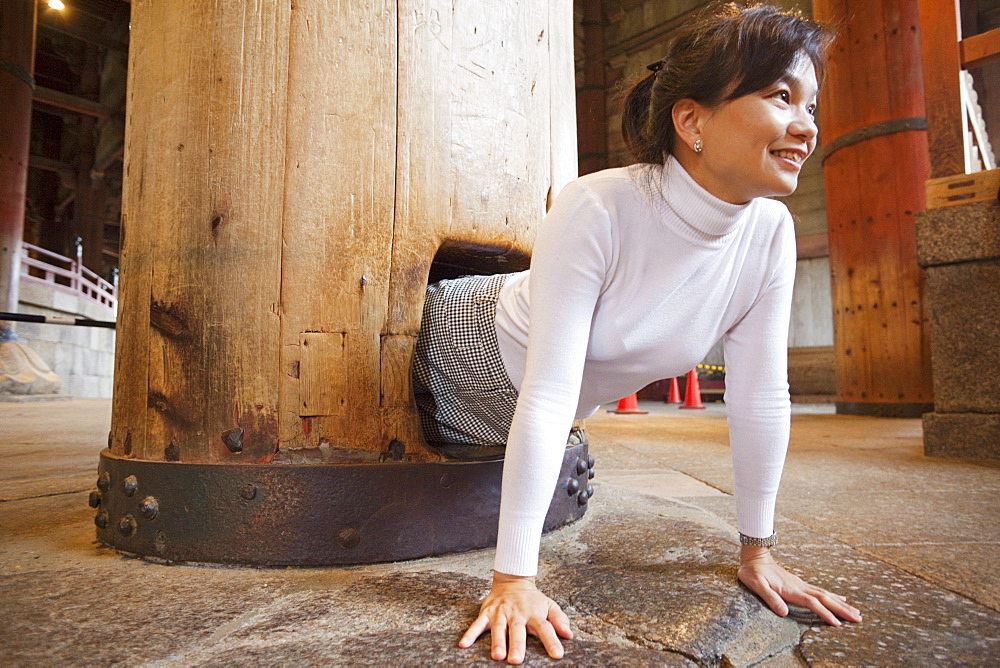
14, 322, 41, 341
917, 201, 1000, 267
23, 340, 57, 369
71, 347, 85, 375
84, 349, 100, 376
925, 260, 1000, 413
80, 299, 115, 321
96, 352, 110, 376
63, 376, 82, 398
79, 376, 100, 398
51, 290, 78, 314
923, 412, 1000, 460
89, 328, 114, 350
17, 281, 56, 308
38, 325, 62, 343
53, 345, 73, 376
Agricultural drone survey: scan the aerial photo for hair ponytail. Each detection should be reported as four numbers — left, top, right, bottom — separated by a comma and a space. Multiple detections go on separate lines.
622, 73, 662, 165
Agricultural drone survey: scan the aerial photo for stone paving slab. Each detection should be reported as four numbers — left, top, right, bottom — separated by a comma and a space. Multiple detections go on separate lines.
680, 498, 1000, 665
4, 400, 1000, 666
781, 490, 1000, 545
785, 545, 1000, 666
680, 496, 845, 550
1, 398, 110, 501
598, 470, 727, 498
854, 543, 1000, 612
538, 484, 802, 665
0, 484, 800, 666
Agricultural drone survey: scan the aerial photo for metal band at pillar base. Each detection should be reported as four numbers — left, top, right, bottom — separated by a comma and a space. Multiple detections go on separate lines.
93, 442, 593, 566
835, 402, 935, 418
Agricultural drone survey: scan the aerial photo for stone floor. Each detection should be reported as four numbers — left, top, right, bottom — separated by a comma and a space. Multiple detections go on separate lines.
1, 399, 998, 666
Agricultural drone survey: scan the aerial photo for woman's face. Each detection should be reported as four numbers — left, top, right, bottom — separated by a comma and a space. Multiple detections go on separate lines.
688, 56, 819, 205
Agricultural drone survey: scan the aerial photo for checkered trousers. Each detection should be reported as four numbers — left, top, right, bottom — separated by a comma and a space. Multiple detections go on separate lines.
412, 273, 519, 451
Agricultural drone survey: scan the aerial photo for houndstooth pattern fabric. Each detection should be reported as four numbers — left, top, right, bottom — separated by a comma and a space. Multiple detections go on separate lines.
413, 273, 519, 449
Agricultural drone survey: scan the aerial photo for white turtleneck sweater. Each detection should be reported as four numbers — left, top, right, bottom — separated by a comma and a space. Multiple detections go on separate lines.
492, 157, 796, 576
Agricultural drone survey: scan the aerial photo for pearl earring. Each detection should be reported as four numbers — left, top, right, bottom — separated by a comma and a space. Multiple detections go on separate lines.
693, 139, 703, 153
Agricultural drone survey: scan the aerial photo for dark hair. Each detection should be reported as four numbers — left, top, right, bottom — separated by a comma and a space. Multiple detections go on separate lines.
622, 2, 834, 164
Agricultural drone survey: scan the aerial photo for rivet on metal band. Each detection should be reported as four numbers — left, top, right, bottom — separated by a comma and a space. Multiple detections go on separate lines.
739, 532, 777, 547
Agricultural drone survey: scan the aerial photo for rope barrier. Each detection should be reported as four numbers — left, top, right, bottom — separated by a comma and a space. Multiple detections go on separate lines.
0, 312, 116, 329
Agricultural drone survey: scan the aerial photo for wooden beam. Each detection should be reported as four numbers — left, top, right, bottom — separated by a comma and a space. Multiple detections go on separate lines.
37, 17, 129, 53
961, 26, 1000, 70
28, 154, 72, 174
33, 85, 112, 119
925, 168, 1000, 209
917, 0, 965, 179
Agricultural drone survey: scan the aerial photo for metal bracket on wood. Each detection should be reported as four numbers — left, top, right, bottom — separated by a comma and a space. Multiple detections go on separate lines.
821, 116, 928, 163
92, 442, 594, 566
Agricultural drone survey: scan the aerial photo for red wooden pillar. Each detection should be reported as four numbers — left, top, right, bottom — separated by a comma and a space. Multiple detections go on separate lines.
0, 0, 37, 341
814, 0, 934, 417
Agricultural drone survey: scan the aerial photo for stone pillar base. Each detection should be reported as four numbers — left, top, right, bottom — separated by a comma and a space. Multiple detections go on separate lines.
923, 412, 1000, 460
917, 200, 1000, 461
0, 341, 62, 395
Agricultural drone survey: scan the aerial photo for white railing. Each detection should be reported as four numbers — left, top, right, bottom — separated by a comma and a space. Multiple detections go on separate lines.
20, 242, 118, 311
961, 70, 995, 173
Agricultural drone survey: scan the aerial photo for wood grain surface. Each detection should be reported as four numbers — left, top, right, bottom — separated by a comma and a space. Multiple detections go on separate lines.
814, 0, 933, 409
111, 1, 576, 463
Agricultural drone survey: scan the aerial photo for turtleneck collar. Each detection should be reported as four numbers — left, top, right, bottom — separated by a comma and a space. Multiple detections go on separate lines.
649, 155, 752, 245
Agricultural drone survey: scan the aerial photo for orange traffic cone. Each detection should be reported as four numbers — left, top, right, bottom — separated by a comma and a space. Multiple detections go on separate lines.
666, 376, 682, 404
679, 369, 705, 409
608, 393, 648, 414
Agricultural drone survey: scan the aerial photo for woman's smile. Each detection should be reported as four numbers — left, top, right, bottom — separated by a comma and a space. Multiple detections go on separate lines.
682, 55, 819, 204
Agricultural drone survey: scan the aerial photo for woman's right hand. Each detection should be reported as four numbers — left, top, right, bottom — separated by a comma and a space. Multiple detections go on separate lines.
458, 571, 573, 664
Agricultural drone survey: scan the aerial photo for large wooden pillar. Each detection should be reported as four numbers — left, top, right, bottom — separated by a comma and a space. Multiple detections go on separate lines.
0, 0, 37, 342
814, 0, 934, 417
98, 0, 586, 565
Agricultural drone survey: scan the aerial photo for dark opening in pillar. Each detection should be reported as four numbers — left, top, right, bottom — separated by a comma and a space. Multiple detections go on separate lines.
415, 240, 532, 459
427, 239, 531, 284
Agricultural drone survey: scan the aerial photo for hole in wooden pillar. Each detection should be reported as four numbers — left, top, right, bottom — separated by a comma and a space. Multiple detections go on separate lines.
427, 240, 531, 283
412, 240, 532, 454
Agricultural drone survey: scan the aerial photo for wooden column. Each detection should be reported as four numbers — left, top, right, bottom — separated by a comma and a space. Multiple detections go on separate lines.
384, 0, 567, 453
0, 0, 37, 341
577, 0, 607, 176
111, 0, 575, 464
916, 0, 964, 178
814, 0, 934, 417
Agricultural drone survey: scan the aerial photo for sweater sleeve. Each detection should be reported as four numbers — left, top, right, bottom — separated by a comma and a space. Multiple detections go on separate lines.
493, 181, 613, 576
722, 207, 796, 541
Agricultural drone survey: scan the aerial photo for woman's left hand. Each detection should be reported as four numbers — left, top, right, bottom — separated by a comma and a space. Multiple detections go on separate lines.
737, 545, 862, 626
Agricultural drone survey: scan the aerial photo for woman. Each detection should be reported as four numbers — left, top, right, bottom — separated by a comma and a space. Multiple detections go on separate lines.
414, 3, 862, 663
